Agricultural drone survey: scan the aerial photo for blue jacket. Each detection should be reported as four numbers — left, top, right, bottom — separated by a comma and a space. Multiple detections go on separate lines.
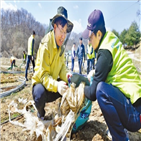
77, 44, 85, 59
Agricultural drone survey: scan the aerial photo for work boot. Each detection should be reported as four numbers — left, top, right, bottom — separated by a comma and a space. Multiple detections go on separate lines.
124, 129, 130, 141
37, 112, 44, 120
106, 129, 130, 141
25, 78, 28, 81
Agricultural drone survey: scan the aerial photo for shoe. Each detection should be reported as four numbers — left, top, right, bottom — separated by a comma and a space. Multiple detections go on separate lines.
106, 129, 112, 139
106, 129, 130, 141
124, 129, 130, 141
37, 112, 44, 120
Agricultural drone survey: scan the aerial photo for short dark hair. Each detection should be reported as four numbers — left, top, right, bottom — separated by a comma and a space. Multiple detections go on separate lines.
54, 17, 67, 28
73, 42, 76, 45
33, 30, 36, 35
93, 26, 106, 37
79, 37, 82, 40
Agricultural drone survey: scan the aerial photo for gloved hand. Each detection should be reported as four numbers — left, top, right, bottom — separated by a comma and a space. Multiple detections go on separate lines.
87, 70, 95, 81
57, 81, 68, 95
66, 72, 72, 79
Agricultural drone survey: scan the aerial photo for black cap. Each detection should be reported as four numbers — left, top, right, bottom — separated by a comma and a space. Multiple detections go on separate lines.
33, 30, 36, 35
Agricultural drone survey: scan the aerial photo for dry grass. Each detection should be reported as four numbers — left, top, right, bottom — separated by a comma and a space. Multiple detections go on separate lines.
0, 56, 141, 141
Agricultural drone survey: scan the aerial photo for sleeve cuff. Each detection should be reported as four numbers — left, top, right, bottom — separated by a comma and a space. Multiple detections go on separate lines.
54, 80, 58, 92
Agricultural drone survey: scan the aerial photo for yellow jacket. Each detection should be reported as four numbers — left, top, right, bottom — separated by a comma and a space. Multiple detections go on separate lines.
32, 30, 68, 92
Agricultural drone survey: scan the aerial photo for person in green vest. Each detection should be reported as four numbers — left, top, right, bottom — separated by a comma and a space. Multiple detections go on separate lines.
86, 38, 95, 74
82, 9, 141, 141
19, 51, 27, 69
23, 51, 27, 64
25, 31, 35, 81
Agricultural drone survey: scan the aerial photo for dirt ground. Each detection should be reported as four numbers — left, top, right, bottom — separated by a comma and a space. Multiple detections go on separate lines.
0, 57, 141, 141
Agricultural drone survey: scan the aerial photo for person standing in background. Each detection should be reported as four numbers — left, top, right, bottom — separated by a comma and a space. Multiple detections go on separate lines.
87, 39, 95, 74
77, 37, 85, 74
23, 51, 27, 64
66, 52, 69, 68
25, 31, 35, 81
20, 51, 27, 69
71, 43, 76, 71
92, 51, 96, 69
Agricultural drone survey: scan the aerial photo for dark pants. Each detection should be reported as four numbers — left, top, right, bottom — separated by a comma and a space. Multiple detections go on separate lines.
11, 60, 15, 69
87, 59, 93, 74
96, 82, 141, 141
91, 58, 95, 69
25, 55, 35, 79
32, 83, 61, 117
67, 61, 68, 67
78, 58, 83, 74
71, 58, 74, 71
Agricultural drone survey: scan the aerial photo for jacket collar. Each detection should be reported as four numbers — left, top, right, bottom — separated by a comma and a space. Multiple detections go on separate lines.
52, 30, 60, 49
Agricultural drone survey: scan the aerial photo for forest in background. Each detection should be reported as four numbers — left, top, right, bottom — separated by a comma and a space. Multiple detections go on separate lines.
1, 8, 141, 59
1, 8, 46, 58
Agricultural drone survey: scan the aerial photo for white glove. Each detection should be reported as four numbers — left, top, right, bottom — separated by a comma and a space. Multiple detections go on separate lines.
87, 70, 95, 81
57, 81, 68, 95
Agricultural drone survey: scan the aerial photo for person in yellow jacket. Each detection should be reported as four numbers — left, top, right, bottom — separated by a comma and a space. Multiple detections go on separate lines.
86, 39, 95, 74
82, 9, 141, 140
25, 31, 35, 81
32, 6, 73, 120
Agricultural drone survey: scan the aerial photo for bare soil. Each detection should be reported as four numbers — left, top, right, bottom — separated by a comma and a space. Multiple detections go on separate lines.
0, 57, 141, 141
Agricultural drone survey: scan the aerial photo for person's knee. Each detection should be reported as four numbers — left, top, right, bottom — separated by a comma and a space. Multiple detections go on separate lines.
32, 83, 46, 106
96, 82, 105, 100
